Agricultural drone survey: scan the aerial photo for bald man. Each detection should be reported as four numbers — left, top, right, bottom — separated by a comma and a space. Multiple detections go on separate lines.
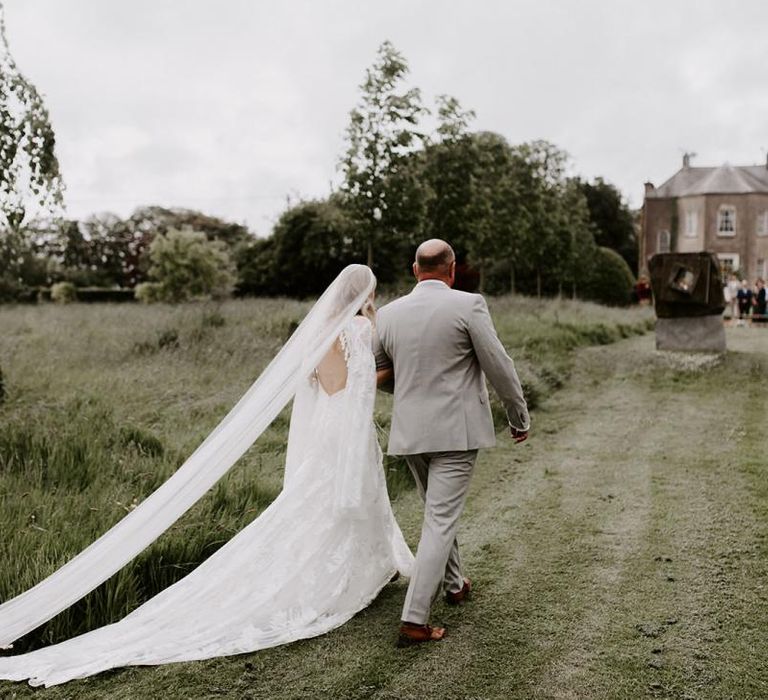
374, 239, 530, 646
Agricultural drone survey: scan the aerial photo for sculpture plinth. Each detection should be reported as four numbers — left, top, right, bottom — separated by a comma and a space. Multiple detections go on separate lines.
648, 252, 726, 352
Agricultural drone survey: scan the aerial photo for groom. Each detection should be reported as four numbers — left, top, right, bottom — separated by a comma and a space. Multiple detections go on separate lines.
374, 239, 530, 646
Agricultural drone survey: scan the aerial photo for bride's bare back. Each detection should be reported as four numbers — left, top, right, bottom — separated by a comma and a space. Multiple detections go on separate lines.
315, 337, 348, 395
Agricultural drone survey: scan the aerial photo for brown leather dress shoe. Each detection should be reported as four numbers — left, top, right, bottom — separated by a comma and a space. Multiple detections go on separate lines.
445, 578, 471, 605
397, 622, 446, 647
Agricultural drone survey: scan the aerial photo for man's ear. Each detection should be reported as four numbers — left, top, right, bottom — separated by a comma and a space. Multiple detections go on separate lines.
413, 262, 419, 279
448, 260, 456, 286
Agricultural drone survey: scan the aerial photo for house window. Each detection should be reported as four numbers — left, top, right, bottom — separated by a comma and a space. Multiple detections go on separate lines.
757, 212, 768, 237
658, 229, 671, 253
717, 206, 736, 236
685, 210, 698, 237
718, 253, 739, 276
757, 259, 766, 279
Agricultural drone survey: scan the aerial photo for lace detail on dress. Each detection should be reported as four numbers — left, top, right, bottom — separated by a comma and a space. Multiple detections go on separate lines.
339, 329, 351, 365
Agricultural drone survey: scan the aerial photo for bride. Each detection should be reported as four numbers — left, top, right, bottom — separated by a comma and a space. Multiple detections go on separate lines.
0, 264, 413, 688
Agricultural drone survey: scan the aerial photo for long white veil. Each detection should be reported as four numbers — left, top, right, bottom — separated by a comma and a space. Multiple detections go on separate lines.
0, 264, 376, 649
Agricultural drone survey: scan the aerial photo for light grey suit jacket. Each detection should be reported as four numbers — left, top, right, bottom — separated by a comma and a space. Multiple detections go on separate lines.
373, 280, 530, 456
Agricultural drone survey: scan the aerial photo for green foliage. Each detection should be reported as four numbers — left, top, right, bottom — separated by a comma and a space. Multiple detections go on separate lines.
134, 281, 163, 304
238, 199, 361, 297
50, 280, 76, 303
148, 228, 236, 302
580, 246, 636, 306
0, 4, 64, 231
577, 177, 638, 274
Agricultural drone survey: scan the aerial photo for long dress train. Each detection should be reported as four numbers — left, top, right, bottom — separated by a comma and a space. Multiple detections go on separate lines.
0, 315, 413, 687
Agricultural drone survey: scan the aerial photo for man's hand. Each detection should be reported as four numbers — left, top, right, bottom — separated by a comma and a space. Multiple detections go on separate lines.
510, 426, 529, 444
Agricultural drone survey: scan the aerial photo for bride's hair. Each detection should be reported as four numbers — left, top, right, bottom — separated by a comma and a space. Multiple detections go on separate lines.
357, 293, 376, 325
331, 265, 376, 324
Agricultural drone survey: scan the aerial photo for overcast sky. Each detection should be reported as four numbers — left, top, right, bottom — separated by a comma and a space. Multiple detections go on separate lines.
4, 0, 768, 235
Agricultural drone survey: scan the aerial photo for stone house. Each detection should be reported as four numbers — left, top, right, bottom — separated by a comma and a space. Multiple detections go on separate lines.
641, 154, 768, 280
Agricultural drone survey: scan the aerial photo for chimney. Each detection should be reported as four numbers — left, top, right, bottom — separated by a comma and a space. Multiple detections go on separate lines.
644, 182, 655, 196
765, 152, 768, 170
683, 153, 690, 168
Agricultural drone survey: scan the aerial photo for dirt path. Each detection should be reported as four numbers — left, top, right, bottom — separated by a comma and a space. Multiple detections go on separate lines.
5, 328, 767, 700
379, 327, 768, 700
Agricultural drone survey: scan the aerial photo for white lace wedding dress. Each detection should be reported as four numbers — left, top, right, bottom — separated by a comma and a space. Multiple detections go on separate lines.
0, 274, 413, 687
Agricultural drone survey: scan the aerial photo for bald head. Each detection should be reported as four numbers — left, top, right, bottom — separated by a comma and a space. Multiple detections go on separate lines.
413, 239, 456, 285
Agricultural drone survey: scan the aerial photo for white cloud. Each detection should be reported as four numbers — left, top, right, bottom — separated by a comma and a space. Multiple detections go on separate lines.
4, 0, 768, 232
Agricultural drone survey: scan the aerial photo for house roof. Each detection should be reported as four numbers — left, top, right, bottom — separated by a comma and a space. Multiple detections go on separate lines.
647, 163, 768, 198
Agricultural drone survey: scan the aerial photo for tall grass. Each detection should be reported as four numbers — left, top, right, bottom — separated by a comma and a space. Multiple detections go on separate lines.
0, 296, 652, 651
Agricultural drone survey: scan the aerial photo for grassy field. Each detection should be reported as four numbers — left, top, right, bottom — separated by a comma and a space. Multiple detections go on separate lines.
0, 294, 685, 698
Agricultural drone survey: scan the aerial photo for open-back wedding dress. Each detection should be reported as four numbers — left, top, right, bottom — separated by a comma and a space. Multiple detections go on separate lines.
0, 265, 413, 687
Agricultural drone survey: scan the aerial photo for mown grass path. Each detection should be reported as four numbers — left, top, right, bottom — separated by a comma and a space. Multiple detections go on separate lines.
3, 327, 767, 699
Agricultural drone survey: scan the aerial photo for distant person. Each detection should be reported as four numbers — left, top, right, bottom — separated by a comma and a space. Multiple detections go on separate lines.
727, 274, 740, 320
737, 279, 753, 323
453, 251, 481, 293
754, 278, 766, 323
635, 275, 652, 305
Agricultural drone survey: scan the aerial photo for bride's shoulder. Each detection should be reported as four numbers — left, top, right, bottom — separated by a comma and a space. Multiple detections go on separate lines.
350, 315, 372, 331
346, 315, 373, 340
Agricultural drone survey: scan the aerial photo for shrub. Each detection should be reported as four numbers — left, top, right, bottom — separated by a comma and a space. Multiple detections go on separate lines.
149, 228, 236, 303
0, 277, 35, 303
580, 246, 636, 306
134, 282, 163, 304
50, 281, 77, 303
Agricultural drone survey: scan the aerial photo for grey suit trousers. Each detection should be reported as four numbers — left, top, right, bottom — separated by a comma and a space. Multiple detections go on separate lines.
401, 449, 478, 625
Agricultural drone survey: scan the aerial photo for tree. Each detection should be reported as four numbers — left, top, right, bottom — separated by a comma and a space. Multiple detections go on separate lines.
0, 3, 63, 232
465, 132, 526, 291
510, 140, 572, 297
420, 95, 478, 256
577, 177, 637, 274
148, 228, 236, 302
237, 199, 359, 297
559, 178, 597, 299
339, 41, 427, 271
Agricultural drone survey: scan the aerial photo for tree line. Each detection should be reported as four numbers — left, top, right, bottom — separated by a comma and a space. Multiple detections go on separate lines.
0, 24, 637, 304
237, 42, 637, 303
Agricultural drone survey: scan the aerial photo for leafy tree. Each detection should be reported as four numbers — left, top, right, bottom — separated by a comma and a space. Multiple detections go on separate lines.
237, 199, 358, 297
0, 3, 63, 232
22, 207, 253, 290
0, 223, 54, 296
511, 140, 572, 297
339, 40, 427, 271
148, 228, 236, 302
126, 206, 251, 249
577, 177, 637, 274
465, 132, 526, 291
559, 178, 598, 299
420, 96, 478, 256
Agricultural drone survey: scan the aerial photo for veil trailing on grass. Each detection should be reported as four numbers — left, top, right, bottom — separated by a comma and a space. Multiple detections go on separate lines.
0, 264, 376, 650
